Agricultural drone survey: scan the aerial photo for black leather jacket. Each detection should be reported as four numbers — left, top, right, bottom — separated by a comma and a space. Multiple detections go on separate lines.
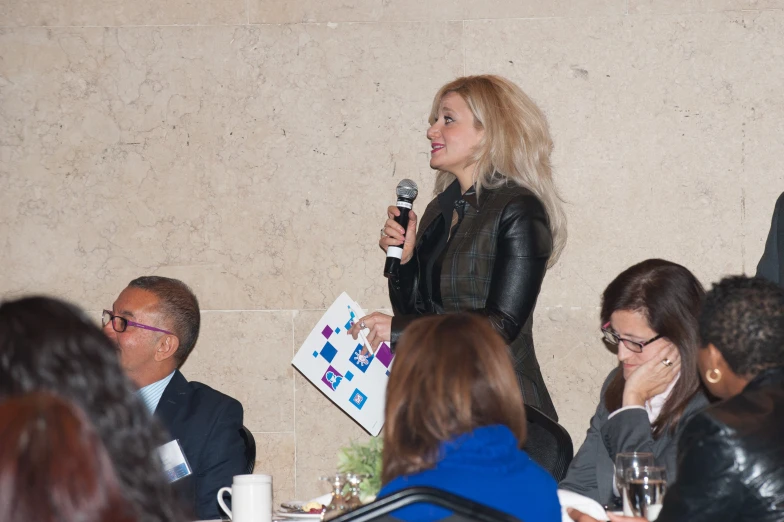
658, 367, 784, 522
388, 180, 557, 419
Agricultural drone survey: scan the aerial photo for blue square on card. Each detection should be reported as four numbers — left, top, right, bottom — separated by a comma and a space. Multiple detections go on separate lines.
335, 327, 341, 334
349, 344, 373, 373
312, 351, 318, 358
319, 342, 337, 363
345, 371, 354, 381
386, 370, 390, 377
349, 389, 367, 410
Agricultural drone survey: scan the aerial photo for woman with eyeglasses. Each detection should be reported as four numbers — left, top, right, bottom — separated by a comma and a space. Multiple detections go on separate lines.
559, 259, 709, 506
570, 276, 784, 522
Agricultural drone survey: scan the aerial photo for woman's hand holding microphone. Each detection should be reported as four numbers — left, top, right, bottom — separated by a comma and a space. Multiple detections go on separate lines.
379, 205, 417, 265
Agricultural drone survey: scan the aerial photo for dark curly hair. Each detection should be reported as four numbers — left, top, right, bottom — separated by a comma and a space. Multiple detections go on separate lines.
0, 296, 184, 522
128, 276, 200, 367
0, 392, 137, 522
699, 276, 784, 376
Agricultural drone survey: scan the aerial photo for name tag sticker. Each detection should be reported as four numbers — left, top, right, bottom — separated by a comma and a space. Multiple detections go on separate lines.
157, 439, 192, 483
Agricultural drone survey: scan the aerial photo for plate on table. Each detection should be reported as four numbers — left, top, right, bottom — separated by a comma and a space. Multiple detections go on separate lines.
274, 511, 322, 520
276, 494, 331, 520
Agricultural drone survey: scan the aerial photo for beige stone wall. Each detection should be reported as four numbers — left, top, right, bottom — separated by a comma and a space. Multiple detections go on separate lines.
2, 0, 783, 504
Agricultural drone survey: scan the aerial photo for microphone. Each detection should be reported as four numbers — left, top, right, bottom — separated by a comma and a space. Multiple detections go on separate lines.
384, 179, 419, 278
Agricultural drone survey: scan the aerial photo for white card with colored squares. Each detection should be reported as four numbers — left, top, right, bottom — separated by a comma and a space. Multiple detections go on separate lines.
292, 292, 395, 436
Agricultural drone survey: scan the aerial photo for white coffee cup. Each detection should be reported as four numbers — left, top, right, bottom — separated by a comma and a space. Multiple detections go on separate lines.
217, 474, 272, 522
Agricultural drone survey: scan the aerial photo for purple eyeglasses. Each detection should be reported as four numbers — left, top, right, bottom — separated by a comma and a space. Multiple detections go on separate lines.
102, 310, 174, 335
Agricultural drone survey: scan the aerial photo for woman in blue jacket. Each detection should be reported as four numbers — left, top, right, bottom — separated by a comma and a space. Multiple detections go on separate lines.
377, 313, 561, 522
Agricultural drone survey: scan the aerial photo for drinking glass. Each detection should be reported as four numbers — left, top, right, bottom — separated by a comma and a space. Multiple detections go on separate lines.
320, 473, 350, 520
624, 466, 667, 520
344, 473, 367, 510
615, 452, 654, 515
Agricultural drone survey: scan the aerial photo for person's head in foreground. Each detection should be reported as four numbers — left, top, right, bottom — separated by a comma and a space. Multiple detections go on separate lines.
0, 392, 136, 522
0, 296, 182, 522
600, 258, 705, 436
380, 313, 561, 522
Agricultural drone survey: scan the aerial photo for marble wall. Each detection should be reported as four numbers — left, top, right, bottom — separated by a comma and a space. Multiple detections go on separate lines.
2, 0, 784, 504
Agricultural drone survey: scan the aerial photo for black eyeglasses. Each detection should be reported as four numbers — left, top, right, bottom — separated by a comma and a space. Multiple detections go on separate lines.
102, 310, 174, 335
601, 322, 663, 353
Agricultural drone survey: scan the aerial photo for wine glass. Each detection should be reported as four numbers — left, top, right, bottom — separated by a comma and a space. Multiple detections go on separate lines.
319, 473, 350, 520
615, 452, 654, 515
624, 466, 667, 520
344, 473, 367, 510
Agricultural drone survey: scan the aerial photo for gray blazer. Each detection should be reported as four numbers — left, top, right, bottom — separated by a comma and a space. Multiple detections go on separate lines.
559, 368, 709, 505
757, 192, 784, 286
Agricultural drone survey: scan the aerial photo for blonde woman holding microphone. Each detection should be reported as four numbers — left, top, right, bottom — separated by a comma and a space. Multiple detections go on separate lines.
350, 75, 566, 420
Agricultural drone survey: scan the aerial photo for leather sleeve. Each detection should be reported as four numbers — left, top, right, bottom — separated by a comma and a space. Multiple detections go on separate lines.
388, 252, 423, 347
471, 194, 552, 343
388, 247, 419, 313
390, 313, 421, 346
657, 412, 744, 522
388, 197, 444, 348
194, 398, 248, 519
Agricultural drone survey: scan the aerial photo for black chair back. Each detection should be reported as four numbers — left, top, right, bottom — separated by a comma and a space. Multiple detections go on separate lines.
328, 486, 522, 522
239, 425, 256, 474
523, 404, 573, 482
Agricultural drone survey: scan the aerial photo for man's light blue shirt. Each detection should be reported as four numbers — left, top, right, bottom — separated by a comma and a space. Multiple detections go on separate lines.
137, 371, 176, 414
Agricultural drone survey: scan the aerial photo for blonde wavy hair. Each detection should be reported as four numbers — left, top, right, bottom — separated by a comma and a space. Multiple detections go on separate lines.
430, 75, 567, 266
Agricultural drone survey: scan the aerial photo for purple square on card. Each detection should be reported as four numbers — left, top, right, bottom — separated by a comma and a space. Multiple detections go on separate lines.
321, 366, 343, 391
321, 325, 333, 338
376, 342, 394, 367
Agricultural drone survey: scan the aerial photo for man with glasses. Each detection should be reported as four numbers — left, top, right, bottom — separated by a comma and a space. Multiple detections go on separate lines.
103, 276, 246, 520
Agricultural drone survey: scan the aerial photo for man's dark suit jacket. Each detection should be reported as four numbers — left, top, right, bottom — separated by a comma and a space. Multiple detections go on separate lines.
154, 369, 247, 520
758, 192, 784, 286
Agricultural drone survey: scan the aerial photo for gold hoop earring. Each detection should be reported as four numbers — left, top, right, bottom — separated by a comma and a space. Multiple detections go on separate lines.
705, 368, 722, 384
